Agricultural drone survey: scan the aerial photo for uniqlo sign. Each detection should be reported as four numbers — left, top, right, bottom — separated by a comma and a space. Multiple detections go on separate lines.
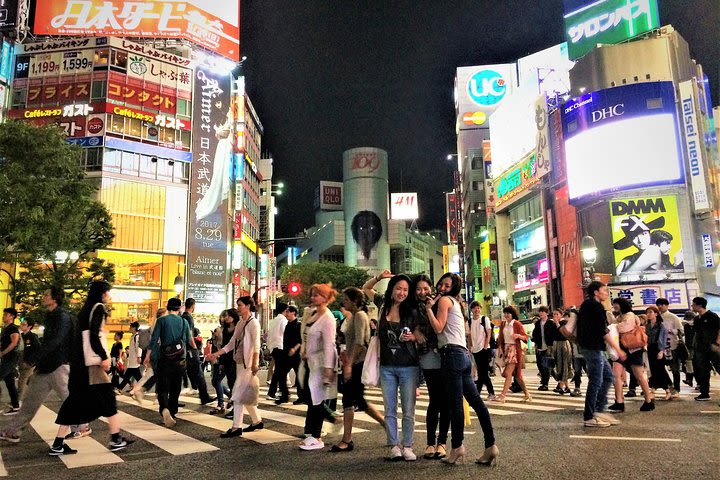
34, 0, 241, 61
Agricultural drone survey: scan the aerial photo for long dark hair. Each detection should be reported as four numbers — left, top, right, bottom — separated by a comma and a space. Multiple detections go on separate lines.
343, 287, 368, 313
78, 280, 111, 327
237, 296, 256, 312
381, 274, 415, 320
502, 306, 519, 320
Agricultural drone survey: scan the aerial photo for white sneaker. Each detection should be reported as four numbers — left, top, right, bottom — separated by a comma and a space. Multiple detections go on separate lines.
388, 445, 403, 461
162, 408, 176, 428
595, 413, 621, 425
299, 436, 325, 450
402, 447, 417, 461
584, 416, 610, 427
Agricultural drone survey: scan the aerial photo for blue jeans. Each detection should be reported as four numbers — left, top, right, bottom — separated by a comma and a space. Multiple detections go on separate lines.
580, 348, 613, 421
441, 346, 495, 449
380, 365, 419, 447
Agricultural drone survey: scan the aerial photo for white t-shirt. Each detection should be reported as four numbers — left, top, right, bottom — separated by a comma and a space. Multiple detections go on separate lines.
470, 315, 490, 353
267, 314, 288, 351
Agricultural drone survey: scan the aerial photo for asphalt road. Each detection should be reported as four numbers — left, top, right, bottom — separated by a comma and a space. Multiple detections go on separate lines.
1, 368, 718, 480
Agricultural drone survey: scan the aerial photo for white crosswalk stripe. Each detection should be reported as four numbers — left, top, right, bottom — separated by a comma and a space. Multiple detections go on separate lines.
0, 451, 8, 477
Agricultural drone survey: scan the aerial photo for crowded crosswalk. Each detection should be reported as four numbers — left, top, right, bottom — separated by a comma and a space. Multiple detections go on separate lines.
1, 370, 717, 475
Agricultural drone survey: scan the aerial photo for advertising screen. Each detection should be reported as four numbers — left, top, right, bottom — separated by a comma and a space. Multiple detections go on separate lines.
185, 64, 232, 307
34, 0, 241, 61
517, 43, 573, 97
0, 0, 18, 31
455, 64, 516, 131
562, 81, 683, 201
610, 195, 684, 277
563, 0, 660, 60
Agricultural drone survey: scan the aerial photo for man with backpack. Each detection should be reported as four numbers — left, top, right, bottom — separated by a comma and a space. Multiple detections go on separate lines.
0, 308, 21, 415
150, 298, 195, 428
117, 322, 143, 391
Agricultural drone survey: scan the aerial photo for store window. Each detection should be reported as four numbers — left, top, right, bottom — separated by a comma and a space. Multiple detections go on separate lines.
94, 49, 109, 70
109, 114, 124, 134
174, 161, 189, 182
121, 151, 139, 175
11, 88, 25, 108
91, 80, 107, 101
139, 155, 157, 179
103, 149, 121, 173
176, 99, 190, 116
126, 117, 142, 138
110, 49, 128, 72
156, 157, 174, 182
84, 148, 103, 171
99, 250, 163, 288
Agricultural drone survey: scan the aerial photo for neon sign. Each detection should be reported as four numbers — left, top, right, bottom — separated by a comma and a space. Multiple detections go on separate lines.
494, 153, 541, 209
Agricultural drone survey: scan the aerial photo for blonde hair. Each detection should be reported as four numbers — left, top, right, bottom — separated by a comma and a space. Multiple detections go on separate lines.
310, 283, 337, 304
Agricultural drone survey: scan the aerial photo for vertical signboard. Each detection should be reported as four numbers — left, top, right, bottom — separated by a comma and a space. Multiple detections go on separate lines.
679, 80, 711, 213
446, 192, 458, 244
186, 64, 232, 307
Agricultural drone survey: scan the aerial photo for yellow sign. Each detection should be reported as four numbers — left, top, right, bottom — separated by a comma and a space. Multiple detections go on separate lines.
610, 195, 684, 276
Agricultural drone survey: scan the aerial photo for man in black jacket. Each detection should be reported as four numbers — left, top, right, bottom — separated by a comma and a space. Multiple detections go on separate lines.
0, 287, 88, 443
576, 281, 626, 428
181, 298, 214, 405
690, 296, 720, 401
531, 306, 558, 391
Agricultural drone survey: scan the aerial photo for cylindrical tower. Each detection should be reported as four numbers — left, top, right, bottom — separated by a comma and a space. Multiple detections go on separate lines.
343, 147, 390, 273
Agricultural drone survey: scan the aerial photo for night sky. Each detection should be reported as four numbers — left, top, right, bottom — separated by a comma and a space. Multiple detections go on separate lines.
240, 0, 720, 239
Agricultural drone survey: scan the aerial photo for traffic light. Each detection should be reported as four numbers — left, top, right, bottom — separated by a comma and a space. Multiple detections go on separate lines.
288, 282, 302, 296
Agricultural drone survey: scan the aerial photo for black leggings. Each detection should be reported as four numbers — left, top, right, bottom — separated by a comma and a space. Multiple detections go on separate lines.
423, 368, 449, 446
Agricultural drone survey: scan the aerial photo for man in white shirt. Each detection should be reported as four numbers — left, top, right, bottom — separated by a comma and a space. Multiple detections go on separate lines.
656, 298, 684, 396
118, 322, 143, 391
266, 303, 289, 400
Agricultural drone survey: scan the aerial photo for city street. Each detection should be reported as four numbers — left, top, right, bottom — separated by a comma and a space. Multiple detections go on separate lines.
1, 368, 718, 480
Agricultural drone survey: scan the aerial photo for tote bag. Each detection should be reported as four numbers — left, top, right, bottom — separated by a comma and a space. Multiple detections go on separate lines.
82, 303, 105, 367
361, 336, 380, 387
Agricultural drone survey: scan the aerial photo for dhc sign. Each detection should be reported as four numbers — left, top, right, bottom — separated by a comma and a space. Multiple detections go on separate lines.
467, 70, 507, 107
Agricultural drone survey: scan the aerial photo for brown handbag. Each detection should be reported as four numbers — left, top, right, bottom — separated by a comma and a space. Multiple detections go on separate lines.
88, 365, 110, 385
620, 325, 648, 350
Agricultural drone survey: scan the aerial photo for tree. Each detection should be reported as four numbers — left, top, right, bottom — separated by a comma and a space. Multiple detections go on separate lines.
0, 121, 115, 315
279, 262, 370, 309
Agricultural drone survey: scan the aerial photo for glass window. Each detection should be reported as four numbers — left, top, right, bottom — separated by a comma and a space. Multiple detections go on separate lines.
109, 114, 124, 134
159, 127, 175, 145
103, 149, 121, 173
179, 130, 190, 150
156, 158, 173, 182
126, 118, 142, 138
174, 161, 189, 183
94, 49, 109, 70
139, 155, 157, 179
176, 99, 190, 116
11, 88, 25, 107
110, 49, 128, 71
121, 151, 138, 175
91, 80, 107, 100
85, 148, 103, 171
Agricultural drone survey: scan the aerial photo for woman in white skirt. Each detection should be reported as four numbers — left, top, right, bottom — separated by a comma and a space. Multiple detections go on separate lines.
207, 296, 262, 437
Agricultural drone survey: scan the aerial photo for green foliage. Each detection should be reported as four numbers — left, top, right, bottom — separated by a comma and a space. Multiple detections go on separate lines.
279, 262, 370, 309
0, 122, 115, 316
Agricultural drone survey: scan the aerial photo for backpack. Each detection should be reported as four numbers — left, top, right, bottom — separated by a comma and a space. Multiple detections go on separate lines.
480, 316, 498, 349
138, 327, 152, 350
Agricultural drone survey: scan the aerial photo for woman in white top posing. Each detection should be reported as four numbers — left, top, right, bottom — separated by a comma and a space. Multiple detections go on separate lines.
298, 283, 338, 451
426, 273, 498, 466
206, 296, 263, 437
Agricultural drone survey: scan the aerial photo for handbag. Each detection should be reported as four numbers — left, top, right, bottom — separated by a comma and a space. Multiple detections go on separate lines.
162, 318, 187, 365
620, 325, 648, 350
88, 364, 110, 385
238, 372, 260, 405
82, 303, 106, 367
361, 336, 380, 387
539, 354, 556, 370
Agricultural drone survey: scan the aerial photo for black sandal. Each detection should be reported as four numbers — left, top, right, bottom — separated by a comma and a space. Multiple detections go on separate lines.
330, 441, 354, 452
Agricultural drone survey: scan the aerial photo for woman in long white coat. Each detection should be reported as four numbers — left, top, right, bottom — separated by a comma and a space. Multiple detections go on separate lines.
299, 283, 338, 451
207, 296, 263, 437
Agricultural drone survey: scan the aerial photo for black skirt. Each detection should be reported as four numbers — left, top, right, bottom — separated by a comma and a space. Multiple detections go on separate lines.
55, 382, 118, 425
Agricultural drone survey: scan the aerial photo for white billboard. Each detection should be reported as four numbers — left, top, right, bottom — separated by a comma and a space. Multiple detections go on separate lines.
390, 193, 419, 220
455, 64, 517, 131
490, 90, 543, 177
517, 43, 573, 98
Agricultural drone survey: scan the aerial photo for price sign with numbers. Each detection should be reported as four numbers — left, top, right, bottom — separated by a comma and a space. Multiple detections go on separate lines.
60, 50, 93, 75
390, 192, 419, 220
29, 52, 61, 78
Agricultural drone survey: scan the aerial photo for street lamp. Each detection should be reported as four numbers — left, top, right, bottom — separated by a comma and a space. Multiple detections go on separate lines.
580, 235, 598, 286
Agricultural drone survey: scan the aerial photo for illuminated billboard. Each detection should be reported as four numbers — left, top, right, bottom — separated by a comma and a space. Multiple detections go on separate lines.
319, 181, 343, 211
517, 43, 573, 97
390, 193, 419, 220
610, 195, 684, 277
34, 0, 241, 61
561, 81, 683, 201
455, 64, 517, 131
563, 0, 660, 60
493, 152, 541, 211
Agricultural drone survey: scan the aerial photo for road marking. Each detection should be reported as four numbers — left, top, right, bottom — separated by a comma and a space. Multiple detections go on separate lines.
0, 451, 7, 477
569, 435, 681, 442
361, 392, 519, 416
700, 411, 720, 414
101, 411, 218, 455
30, 405, 124, 468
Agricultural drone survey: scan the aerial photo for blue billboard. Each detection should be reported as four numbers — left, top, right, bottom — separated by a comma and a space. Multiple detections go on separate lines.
561, 81, 684, 202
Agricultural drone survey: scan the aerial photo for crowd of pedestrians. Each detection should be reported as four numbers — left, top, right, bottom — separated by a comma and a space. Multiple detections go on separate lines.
0, 275, 718, 463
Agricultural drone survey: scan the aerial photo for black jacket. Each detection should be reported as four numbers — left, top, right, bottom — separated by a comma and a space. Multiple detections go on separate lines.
531, 319, 558, 350
27, 307, 73, 374
576, 299, 608, 351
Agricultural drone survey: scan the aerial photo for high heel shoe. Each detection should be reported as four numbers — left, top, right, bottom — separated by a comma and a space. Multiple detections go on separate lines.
441, 445, 465, 465
476, 444, 499, 467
